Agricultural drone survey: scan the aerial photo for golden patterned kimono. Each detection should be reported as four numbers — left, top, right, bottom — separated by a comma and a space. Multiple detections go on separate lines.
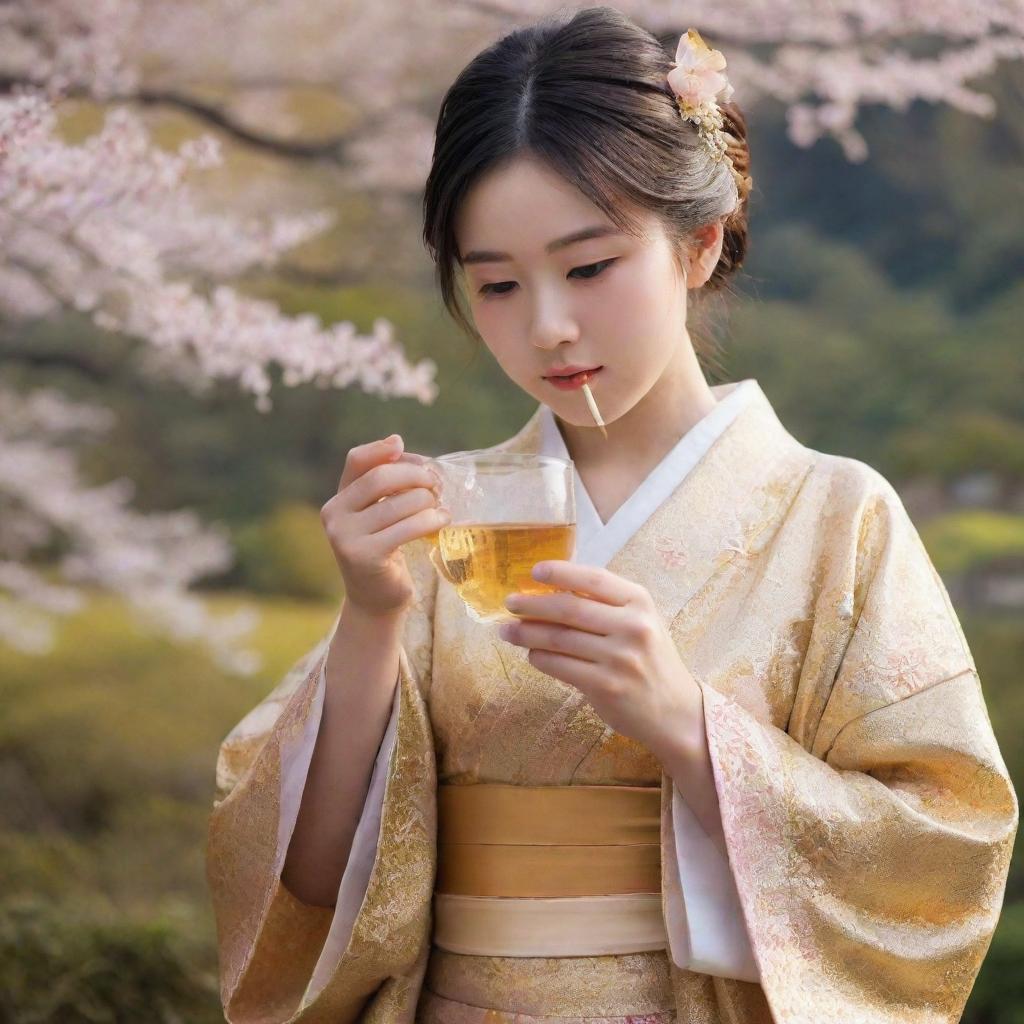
206, 379, 1018, 1023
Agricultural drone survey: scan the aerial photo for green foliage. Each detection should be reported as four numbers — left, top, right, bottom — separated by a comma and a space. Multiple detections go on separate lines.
231, 502, 342, 600
891, 412, 1024, 480
0, 592, 338, 841
961, 611, 1024, 906
0, 591, 338, 1020
0, 589, 337, 859
0, 896, 222, 1024
963, 613, 1024, 795
962, 902, 1024, 1024
920, 511, 1024, 576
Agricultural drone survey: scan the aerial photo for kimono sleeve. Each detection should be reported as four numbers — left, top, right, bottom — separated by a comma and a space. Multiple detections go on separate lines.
693, 468, 1019, 1024
205, 535, 440, 1024
662, 780, 760, 983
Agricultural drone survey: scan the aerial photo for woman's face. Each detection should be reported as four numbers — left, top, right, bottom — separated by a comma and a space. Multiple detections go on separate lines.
453, 154, 692, 428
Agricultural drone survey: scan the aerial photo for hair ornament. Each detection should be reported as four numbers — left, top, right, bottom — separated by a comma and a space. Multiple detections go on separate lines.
668, 27, 748, 201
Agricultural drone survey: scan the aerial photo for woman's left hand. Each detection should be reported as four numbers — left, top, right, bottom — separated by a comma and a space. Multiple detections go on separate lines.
497, 559, 704, 763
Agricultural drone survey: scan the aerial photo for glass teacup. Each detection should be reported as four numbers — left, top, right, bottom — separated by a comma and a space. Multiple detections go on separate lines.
420, 451, 576, 624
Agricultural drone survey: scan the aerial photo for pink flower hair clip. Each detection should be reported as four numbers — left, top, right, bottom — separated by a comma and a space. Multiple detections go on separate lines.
667, 27, 736, 167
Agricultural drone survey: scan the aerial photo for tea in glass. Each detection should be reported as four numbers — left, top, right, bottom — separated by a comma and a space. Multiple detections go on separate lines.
421, 453, 575, 624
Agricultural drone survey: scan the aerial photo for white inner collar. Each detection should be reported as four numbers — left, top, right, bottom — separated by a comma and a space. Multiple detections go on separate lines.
538, 379, 758, 568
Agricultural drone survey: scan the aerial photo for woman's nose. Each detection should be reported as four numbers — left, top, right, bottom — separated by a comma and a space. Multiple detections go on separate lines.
529, 295, 579, 350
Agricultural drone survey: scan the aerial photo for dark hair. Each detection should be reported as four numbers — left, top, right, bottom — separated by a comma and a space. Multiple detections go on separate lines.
421, 5, 754, 376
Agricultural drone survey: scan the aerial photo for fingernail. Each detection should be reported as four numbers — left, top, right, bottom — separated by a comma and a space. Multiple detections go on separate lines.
532, 563, 551, 581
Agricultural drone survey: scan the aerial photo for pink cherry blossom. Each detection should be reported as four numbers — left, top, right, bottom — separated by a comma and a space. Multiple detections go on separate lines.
667, 28, 731, 109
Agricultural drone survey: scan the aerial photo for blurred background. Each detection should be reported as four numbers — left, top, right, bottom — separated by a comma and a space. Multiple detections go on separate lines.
1, 3, 1021, 1020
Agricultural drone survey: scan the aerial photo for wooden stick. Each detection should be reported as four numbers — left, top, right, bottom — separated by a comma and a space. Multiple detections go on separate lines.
581, 382, 608, 439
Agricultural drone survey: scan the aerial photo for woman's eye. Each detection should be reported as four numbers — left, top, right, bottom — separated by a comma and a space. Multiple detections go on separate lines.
479, 280, 516, 297
569, 258, 617, 281
478, 258, 617, 297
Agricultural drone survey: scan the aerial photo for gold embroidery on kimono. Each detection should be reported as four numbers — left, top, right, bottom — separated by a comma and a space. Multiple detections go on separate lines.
206, 379, 1018, 1023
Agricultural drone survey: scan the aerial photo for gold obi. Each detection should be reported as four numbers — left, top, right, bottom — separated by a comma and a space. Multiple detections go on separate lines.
432, 783, 668, 957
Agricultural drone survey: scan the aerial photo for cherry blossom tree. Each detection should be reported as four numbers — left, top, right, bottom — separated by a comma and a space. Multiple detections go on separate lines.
1, 2, 438, 671
1, 0, 1020, 671
129, 0, 1024, 168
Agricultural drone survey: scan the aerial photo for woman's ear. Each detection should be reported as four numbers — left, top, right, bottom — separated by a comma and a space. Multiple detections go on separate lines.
682, 220, 725, 289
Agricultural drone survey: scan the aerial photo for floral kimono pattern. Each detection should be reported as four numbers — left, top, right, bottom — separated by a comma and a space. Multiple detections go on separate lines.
206, 379, 1017, 1023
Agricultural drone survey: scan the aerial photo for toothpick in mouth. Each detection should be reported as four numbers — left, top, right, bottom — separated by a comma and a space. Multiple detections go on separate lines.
581, 382, 608, 440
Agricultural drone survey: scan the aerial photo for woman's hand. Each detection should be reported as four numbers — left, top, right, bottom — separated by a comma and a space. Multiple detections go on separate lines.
320, 434, 450, 618
497, 560, 704, 763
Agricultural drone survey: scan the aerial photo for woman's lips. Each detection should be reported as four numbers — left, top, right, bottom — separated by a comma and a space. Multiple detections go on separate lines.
544, 366, 604, 390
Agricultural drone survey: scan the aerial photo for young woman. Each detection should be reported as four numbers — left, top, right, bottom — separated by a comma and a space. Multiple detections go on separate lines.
206, 8, 1018, 1023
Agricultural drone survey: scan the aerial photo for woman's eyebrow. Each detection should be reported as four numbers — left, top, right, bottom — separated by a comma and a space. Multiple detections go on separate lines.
461, 225, 622, 265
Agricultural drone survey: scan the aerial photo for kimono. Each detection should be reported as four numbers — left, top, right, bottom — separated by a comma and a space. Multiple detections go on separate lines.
206, 377, 1018, 1024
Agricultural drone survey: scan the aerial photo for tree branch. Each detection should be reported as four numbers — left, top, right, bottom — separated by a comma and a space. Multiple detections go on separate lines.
0, 346, 113, 383
0, 75, 354, 162
132, 86, 351, 160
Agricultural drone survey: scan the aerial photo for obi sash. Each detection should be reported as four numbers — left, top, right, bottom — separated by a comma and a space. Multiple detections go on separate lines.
432, 782, 668, 957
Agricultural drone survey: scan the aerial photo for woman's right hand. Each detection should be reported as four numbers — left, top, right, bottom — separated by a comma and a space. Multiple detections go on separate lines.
321, 434, 450, 618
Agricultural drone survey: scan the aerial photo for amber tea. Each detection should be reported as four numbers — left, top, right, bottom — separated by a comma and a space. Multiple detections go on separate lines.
419, 451, 575, 624
434, 521, 575, 621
